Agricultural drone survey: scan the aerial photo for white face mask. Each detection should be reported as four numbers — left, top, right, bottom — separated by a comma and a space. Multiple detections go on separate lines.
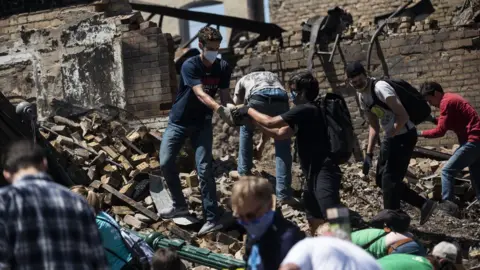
204, 50, 218, 63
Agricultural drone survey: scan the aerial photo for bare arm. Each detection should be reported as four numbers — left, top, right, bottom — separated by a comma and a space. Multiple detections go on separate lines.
192, 85, 221, 112
365, 111, 380, 155
385, 96, 409, 137
254, 121, 294, 140
247, 108, 289, 128
219, 88, 234, 106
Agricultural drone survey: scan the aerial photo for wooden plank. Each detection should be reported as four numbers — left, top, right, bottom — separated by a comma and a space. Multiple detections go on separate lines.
102, 146, 120, 160
112, 206, 135, 215
119, 181, 137, 198
51, 125, 66, 133
118, 155, 133, 172
89, 180, 102, 190
53, 116, 80, 128
84, 134, 95, 141
88, 141, 102, 151
149, 159, 160, 170
102, 183, 160, 221
121, 136, 144, 155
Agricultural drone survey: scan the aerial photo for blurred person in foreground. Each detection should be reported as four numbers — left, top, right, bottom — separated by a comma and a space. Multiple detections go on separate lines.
71, 185, 134, 270
232, 176, 305, 270
151, 248, 186, 270
0, 140, 108, 269
279, 236, 382, 270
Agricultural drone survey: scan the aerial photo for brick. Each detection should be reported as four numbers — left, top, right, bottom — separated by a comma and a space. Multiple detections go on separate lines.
27, 13, 45, 23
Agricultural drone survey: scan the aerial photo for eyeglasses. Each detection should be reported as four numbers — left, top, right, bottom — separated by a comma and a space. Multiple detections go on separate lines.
234, 203, 266, 222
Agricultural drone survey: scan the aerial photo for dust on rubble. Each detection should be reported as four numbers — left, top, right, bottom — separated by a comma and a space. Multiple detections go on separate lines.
39, 112, 480, 268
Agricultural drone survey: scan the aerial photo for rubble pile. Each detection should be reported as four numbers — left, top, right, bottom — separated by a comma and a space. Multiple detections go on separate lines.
38, 112, 480, 267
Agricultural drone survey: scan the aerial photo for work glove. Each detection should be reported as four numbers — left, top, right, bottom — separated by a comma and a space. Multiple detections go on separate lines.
217, 106, 235, 126
230, 105, 251, 126
362, 153, 373, 176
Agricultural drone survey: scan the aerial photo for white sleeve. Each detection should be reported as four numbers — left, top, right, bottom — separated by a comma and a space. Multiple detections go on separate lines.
233, 78, 244, 105
374, 81, 396, 103
280, 239, 313, 270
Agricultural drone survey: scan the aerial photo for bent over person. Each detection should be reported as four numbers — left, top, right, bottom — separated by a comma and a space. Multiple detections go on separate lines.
0, 140, 108, 269
234, 71, 342, 234
346, 61, 437, 225
418, 82, 480, 212
159, 26, 234, 235
233, 66, 295, 205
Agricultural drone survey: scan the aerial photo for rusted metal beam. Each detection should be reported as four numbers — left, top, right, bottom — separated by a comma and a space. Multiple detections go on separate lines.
412, 146, 452, 161
130, 1, 285, 45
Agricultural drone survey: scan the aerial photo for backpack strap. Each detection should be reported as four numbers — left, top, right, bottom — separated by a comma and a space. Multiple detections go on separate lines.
370, 79, 390, 111
360, 232, 388, 249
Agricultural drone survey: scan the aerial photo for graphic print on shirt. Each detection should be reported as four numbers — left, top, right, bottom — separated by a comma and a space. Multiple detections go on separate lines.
202, 77, 221, 96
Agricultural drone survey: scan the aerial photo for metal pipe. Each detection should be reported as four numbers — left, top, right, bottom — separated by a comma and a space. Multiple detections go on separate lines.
366, 0, 413, 74
142, 232, 245, 269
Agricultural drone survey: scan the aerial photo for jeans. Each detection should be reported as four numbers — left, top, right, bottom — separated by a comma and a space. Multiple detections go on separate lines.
441, 141, 480, 201
376, 128, 426, 210
390, 241, 427, 256
237, 88, 292, 200
304, 158, 342, 220
159, 120, 219, 221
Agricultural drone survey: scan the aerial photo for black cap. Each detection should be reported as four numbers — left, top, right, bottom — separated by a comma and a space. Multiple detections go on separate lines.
346, 61, 366, 78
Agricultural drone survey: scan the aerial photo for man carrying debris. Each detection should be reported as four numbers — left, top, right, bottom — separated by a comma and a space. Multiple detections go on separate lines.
418, 82, 480, 211
232, 66, 295, 206
346, 61, 437, 225
159, 26, 235, 235
233, 71, 343, 234
232, 176, 305, 270
0, 140, 108, 269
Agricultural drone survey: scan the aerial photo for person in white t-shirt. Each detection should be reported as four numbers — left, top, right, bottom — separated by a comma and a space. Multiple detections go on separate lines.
279, 237, 382, 270
233, 66, 296, 206
345, 61, 437, 226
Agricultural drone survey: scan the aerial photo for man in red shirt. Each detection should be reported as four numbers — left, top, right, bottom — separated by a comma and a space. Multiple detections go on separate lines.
418, 82, 480, 210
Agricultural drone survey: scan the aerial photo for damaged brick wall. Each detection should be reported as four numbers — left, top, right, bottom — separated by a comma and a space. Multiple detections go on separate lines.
222, 0, 480, 156
122, 27, 177, 122
0, 6, 126, 119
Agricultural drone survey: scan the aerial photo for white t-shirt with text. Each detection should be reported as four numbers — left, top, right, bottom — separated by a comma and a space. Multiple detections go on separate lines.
358, 80, 414, 137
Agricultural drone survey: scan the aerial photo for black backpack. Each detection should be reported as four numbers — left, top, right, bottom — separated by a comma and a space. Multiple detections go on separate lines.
371, 79, 431, 125
369, 209, 411, 233
317, 92, 355, 164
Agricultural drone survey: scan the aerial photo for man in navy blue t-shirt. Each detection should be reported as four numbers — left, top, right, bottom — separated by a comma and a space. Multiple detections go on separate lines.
159, 26, 234, 235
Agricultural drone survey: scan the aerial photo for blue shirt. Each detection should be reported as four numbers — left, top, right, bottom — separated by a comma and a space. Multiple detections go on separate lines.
169, 55, 231, 126
96, 212, 133, 270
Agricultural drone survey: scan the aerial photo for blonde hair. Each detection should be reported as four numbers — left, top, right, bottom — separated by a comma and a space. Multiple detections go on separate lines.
70, 185, 102, 214
231, 176, 273, 210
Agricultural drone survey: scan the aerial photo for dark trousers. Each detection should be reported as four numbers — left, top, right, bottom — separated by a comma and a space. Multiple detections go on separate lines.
376, 128, 425, 210
304, 158, 342, 220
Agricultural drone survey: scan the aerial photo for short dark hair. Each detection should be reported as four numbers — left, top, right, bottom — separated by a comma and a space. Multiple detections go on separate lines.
420, 81, 444, 96
288, 71, 319, 101
345, 61, 366, 78
249, 66, 266, 73
198, 26, 222, 45
3, 140, 46, 173
151, 248, 185, 270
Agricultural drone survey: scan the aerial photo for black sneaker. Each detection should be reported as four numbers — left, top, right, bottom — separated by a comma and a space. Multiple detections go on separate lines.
420, 199, 438, 225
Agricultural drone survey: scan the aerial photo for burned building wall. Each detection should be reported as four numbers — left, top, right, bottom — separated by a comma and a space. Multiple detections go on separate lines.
218, 0, 480, 158
0, 7, 126, 119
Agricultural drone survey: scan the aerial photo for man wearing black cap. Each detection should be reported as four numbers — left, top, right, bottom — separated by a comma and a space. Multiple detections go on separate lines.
345, 61, 437, 225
